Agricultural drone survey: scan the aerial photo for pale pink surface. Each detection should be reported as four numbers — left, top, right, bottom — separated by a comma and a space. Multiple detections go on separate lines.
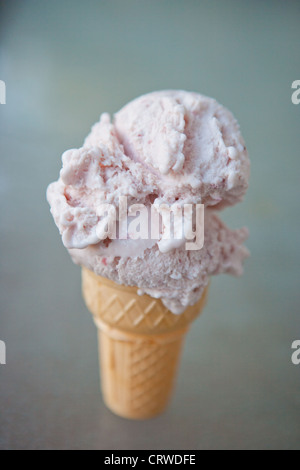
70, 213, 249, 314
47, 90, 250, 314
115, 90, 250, 208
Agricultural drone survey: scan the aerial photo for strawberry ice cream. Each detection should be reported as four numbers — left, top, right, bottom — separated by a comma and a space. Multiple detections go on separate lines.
47, 90, 250, 314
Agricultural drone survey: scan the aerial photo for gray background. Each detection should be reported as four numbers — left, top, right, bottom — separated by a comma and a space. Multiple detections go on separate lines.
0, 0, 299, 450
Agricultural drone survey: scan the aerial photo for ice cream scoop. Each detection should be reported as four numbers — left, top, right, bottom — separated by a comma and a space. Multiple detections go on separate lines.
114, 90, 250, 208
47, 90, 249, 313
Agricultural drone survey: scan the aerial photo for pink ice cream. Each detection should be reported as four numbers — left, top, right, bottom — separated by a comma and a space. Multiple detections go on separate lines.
114, 90, 249, 208
47, 90, 250, 314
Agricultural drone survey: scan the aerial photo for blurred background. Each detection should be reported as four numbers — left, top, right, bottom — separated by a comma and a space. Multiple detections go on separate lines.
0, 0, 299, 450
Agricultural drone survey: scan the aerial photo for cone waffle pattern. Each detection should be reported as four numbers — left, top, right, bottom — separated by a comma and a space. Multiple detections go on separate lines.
82, 268, 208, 336
82, 267, 209, 419
99, 331, 184, 419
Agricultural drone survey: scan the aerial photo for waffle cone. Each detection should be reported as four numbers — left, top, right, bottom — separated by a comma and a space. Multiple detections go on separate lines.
82, 267, 209, 420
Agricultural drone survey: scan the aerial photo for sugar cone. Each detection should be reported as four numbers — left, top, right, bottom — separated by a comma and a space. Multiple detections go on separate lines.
82, 267, 209, 420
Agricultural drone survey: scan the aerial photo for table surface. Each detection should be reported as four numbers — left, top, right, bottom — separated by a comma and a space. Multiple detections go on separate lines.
0, 0, 299, 450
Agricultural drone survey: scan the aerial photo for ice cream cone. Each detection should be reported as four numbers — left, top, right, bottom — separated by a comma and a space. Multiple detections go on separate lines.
82, 267, 209, 420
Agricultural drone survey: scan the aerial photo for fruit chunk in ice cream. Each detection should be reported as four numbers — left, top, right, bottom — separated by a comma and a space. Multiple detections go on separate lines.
47, 90, 250, 314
